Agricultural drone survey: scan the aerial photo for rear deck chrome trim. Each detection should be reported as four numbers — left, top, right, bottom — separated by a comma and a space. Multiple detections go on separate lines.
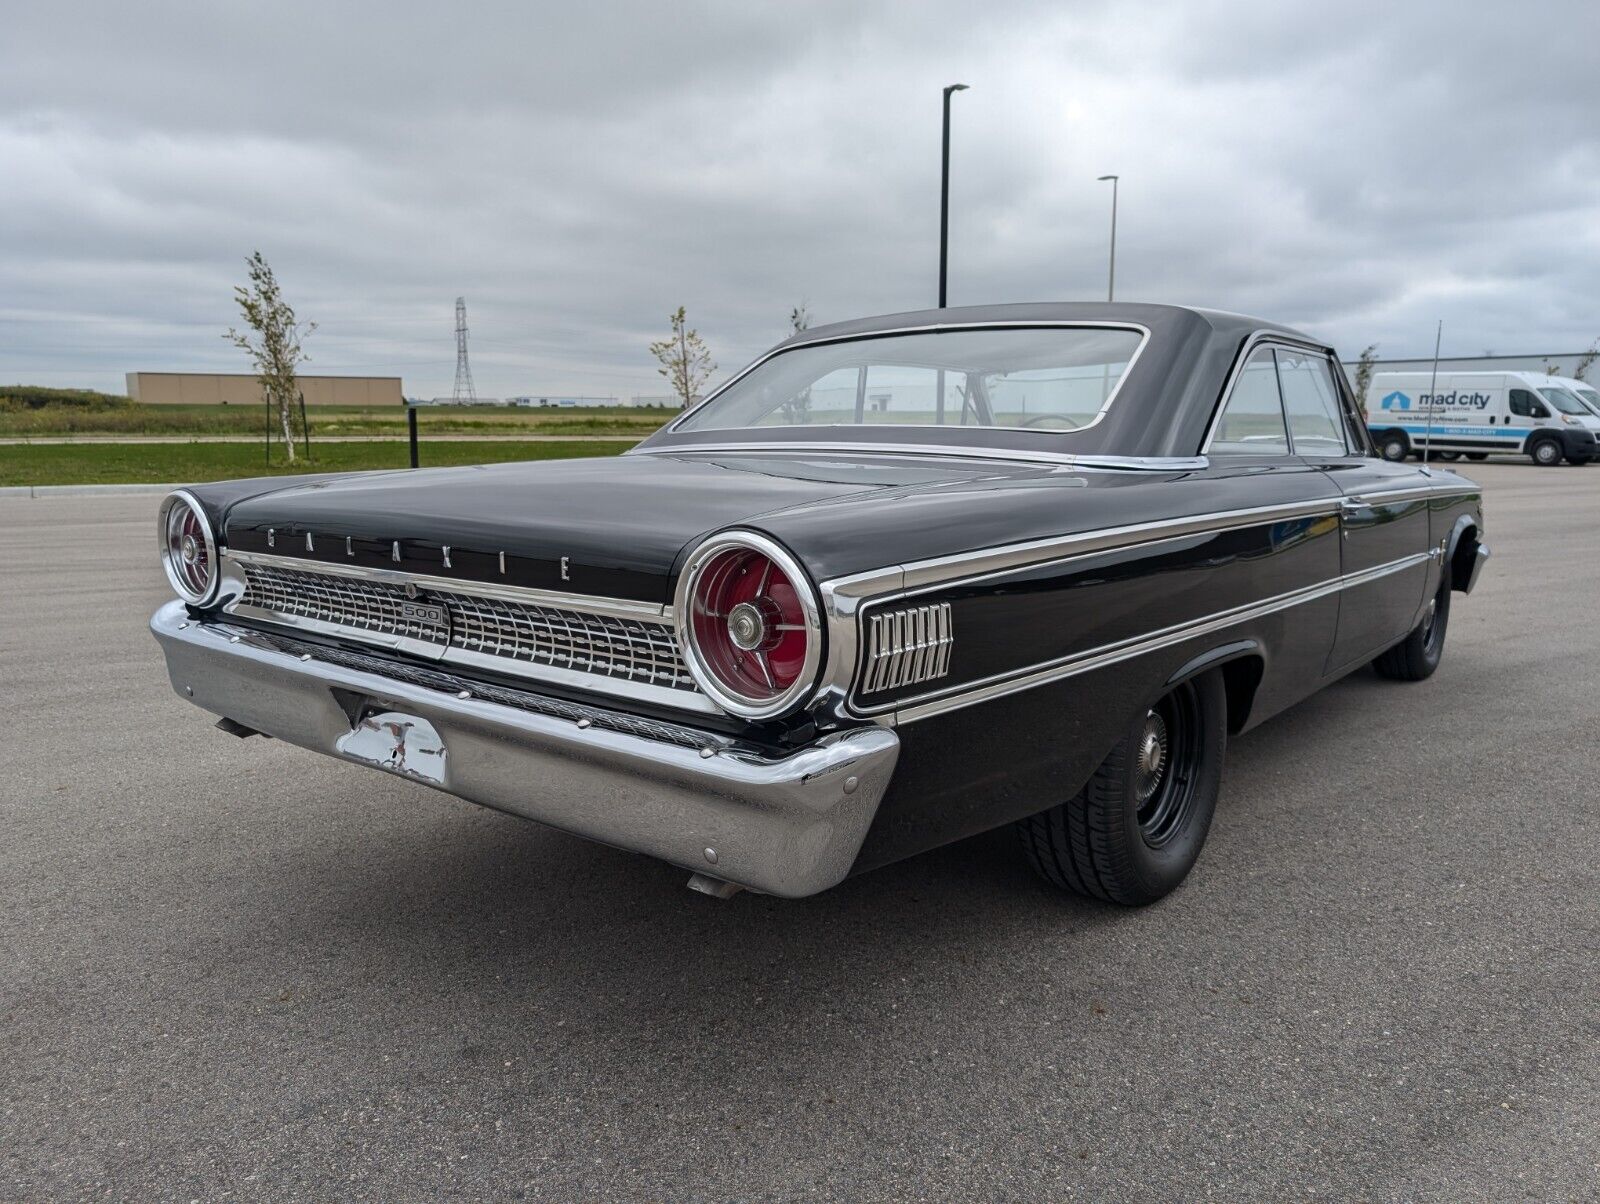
630, 443, 1210, 471
224, 549, 669, 622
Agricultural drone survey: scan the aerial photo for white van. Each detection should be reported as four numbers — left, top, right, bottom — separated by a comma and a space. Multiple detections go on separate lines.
1550, 375, 1600, 419
1366, 371, 1600, 466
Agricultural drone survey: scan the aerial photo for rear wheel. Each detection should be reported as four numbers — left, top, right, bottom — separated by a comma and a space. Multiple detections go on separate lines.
1433, 450, 1461, 461
1017, 672, 1226, 905
1465, 452, 1489, 461
1373, 561, 1451, 681
1530, 437, 1563, 467
1568, 454, 1592, 466
1377, 430, 1411, 462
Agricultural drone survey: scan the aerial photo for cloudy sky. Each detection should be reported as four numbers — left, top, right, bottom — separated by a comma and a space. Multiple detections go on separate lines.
4, 0, 1597, 398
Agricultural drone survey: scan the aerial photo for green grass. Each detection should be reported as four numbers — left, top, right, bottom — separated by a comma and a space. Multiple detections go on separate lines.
0, 391, 677, 438
0, 439, 641, 487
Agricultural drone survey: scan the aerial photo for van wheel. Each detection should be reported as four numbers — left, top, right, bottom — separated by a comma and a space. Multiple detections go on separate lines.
1433, 450, 1461, 461
1017, 671, 1226, 906
1530, 438, 1563, 466
1373, 561, 1451, 681
1465, 453, 1488, 461
1568, 454, 1592, 466
1378, 431, 1411, 462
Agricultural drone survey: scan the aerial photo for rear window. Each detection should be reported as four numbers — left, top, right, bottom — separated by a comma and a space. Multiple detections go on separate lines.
674, 327, 1146, 435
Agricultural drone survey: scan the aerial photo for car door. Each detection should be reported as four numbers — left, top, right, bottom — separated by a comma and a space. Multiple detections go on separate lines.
1277, 347, 1433, 672
1201, 344, 1342, 672
1508, 386, 1552, 451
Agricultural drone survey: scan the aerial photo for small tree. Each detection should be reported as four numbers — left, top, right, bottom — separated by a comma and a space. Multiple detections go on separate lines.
225, 252, 316, 463
649, 306, 715, 409
789, 301, 811, 336
1351, 343, 1378, 416
1570, 339, 1598, 382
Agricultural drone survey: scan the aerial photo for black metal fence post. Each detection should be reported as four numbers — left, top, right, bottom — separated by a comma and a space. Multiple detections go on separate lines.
408, 405, 419, 468
265, 396, 272, 467
298, 391, 310, 461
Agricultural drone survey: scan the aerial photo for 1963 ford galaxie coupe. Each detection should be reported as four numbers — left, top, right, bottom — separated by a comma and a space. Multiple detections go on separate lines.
151, 303, 1487, 905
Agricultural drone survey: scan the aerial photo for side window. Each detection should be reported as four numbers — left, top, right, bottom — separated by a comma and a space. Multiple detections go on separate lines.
1509, 389, 1548, 419
1210, 348, 1289, 455
1277, 350, 1350, 455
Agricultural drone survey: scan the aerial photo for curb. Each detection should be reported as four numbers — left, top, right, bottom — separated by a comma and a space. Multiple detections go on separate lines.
0, 483, 181, 498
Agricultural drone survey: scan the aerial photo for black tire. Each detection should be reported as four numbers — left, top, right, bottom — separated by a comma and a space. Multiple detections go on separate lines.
1017, 671, 1227, 905
1465, 452, 1489, 461
1568, 455, 1591, 466
1373, 560, 1451, 681
1529, 437, 1563, 467
1377, 430, 1411, 462
1433, 450, 1461, 461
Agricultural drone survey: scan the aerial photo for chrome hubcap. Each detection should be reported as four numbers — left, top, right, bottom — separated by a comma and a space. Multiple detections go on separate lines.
180, 533, 200, 565
1135, 710, 1168, 804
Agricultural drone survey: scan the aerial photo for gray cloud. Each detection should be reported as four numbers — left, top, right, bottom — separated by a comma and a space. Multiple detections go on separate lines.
3, 0, 1597, 397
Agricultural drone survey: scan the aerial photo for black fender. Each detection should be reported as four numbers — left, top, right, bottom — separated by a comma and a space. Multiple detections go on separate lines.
1166, 639, 1264, 734
1445, 512, 1488, 594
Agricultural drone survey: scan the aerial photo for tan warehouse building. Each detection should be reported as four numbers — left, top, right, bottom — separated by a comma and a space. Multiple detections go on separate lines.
125, 372, 404, 406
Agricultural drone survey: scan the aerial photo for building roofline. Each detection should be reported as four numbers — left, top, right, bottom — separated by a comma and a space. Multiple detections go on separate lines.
1350, 352, 1593, 365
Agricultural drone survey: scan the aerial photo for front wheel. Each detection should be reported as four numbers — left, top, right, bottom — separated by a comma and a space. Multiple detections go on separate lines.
1017, 671, 1227, 905
1530, 438, 1563, 467
1373, 561, 1451, 681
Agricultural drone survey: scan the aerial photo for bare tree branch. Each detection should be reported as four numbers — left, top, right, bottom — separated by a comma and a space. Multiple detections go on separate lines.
224, 251, 316, 463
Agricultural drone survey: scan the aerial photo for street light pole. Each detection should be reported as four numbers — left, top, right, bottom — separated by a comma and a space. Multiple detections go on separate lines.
939, 83, 968, 309
1097, 174, 1119, 302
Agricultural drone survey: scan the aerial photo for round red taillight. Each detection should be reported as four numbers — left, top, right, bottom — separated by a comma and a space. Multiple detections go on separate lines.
677, 533, 821, 718
159, 490, 219, 604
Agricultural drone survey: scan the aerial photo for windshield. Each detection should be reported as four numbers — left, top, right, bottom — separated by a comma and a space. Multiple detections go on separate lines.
674, 327, 1145, 435
1538, 387, 1591, 416
1575, 387, 1600, 414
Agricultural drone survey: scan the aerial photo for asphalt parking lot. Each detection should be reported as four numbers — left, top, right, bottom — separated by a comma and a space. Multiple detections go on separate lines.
3, 463, 1597, 1201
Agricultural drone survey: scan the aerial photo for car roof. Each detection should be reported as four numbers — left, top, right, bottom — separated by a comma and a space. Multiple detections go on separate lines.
774, 301, 1321, 353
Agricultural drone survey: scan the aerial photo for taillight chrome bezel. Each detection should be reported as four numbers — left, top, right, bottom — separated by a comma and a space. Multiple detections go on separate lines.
674, 530, 823, 720
158, 489, 220, 605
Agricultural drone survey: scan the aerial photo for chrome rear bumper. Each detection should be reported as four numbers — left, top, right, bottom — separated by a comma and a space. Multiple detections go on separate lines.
150, 600, 899, 897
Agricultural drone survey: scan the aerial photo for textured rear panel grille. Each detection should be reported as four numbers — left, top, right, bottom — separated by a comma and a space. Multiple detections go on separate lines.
446, 593, 690, 685
237, 563, 696, 692
861, 602, 954, 694
241, 564, 450, 644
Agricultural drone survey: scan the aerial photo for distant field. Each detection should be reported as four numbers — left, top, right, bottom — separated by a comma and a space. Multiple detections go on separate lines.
0, 439, 640, 487
0, 388, 677, 438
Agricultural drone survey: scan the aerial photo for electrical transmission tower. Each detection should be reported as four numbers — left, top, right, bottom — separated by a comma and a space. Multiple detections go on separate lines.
452, 296, 477, 403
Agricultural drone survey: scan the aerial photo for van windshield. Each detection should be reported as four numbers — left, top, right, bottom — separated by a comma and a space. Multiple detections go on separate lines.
1537, 387, 1591, 416
1575, 387, 1600, 414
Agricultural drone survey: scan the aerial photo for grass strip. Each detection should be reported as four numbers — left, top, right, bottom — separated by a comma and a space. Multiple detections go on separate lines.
0, 439, 641, 487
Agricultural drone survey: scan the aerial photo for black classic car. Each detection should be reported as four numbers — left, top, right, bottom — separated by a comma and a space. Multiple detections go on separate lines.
152, 303, 1488, 905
